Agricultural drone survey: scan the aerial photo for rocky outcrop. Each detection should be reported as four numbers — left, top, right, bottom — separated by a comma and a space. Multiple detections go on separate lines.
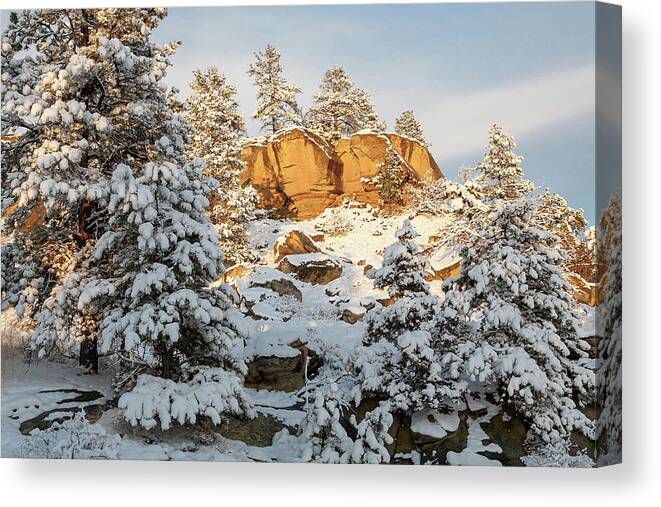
240, 127, 343, 219
334, 131, 443, 207
222, 263, 250, 285
567, 272, 598, 306
247, 268, 303, 302
240, 127, 443, 219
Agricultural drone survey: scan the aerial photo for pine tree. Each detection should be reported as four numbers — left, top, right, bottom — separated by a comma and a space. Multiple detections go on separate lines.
394, 110, 429, 147
370, 219, 431, 302
185, 67, 256, 265
306, 66, 385, 143
246, 44, 302, 134
352, 221, 452, 457
532, 190, 590, 269
300, 381, 353, 463
374, 145, 407, 211
437, 200, 595, 443
81, 156, 254, 429
469, 124, 535, 204
1, 8, 181, 370
349, 401, 394, 464
596, 193, 622, 464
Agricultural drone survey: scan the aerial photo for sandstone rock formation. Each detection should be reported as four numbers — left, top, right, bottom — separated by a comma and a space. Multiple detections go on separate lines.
244, 340, 318, 392
221, 263, 250, 285
249, 268, 303, 302
240, 127, 343, 219
334, 130, 443, 207
567, 272, 598, 306
240, 127, 443, 219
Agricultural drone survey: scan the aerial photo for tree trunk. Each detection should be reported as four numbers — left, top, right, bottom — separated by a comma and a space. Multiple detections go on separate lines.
79, 336, 98, 373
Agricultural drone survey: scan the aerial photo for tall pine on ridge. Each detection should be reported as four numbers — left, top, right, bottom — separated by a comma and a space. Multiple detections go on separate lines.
306, 66, 384, 143
394, 110, 429, 147
185, 67, 256, 265
469, 124, 535, 203
247, 44, 302, 134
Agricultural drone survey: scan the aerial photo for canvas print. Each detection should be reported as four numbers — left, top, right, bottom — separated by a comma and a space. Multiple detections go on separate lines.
0, 2, 622, 466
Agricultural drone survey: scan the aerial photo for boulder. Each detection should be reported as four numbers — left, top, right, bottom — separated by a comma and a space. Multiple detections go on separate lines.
340, 304, 366, 324
480, 411, 529, 466
429, 248, 462, 282
222, 263, 250, 285
277, 253, 343, 285
240, 127, 443, 219
432, 260, 461, 282
217, 412, 287, 447
273, 230, 321, 263
249, 268, 303, 301
240, 127, 343, 219
244, 340, 318, 392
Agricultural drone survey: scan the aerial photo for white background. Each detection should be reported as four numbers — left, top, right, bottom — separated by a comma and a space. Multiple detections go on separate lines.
1, 0, 658, 505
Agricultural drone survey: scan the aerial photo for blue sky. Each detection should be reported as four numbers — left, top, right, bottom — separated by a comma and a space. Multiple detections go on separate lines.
1, 3, 617, 223
153, 2, 602, 222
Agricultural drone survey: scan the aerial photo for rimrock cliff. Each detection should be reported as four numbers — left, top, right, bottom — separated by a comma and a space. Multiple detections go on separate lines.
240, 127, 443, 219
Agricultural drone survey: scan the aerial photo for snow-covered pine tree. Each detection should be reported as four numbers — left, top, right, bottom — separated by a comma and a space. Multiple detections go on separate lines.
306, 66, 385, 143
185, 67, 256, 265
409, 174, 487, 249
1, 8, 180, 369
532, 190, 590, 269
468, 124, 535, 204
300, 381, 353, 463
349, 401, 394, 464
394, 110, 429, 147
596, 193, 622, 464
370, 219, 431, 301
350, 221, 452, 463
374, 145, 407, 211
437, 200, 595, 443
80, 155, 254, 429
246, 44, 302, 134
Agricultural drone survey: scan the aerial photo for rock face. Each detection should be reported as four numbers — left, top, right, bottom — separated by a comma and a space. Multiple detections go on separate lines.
241, 127, 443, 219
244, 340, 317, 392
240, 127, 343, 219
251, 277, 302, 302
334, 131, 443, 207
221, 263, 250, 285
248, 268, 303, 301
567, 272, 598, 306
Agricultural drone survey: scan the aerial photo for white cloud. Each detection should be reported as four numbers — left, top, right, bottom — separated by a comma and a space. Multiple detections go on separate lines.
406, 65, 596, 161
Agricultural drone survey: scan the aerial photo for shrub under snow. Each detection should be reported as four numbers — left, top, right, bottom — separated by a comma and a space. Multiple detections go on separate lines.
349, 402, 394, 464
299, 381, 353, 464
522, 440, 594, 468
19, 413, 121, 460
118, 367, 255, 430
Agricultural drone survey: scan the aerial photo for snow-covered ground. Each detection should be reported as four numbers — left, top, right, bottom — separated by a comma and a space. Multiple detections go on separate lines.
1, 204, 595, 464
